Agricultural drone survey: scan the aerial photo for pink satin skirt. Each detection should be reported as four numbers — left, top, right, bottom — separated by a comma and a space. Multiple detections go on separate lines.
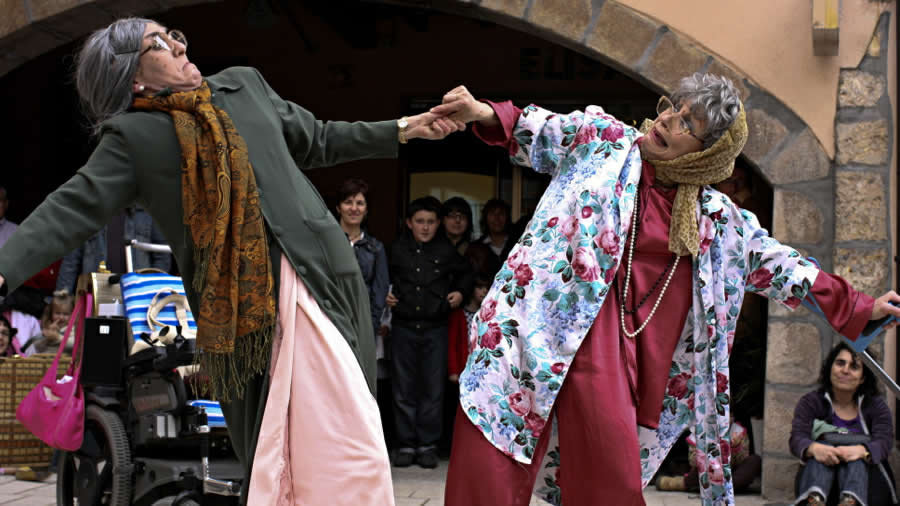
248, 255, 394, 505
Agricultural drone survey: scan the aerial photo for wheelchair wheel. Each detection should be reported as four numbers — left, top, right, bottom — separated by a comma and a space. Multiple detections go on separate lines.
57, 405, 133, 506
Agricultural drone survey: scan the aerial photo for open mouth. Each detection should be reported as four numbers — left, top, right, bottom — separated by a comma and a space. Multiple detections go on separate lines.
651, 128, 668, 148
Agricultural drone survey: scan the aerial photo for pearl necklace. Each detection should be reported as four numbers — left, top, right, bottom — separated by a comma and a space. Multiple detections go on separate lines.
619, 191, 680, 339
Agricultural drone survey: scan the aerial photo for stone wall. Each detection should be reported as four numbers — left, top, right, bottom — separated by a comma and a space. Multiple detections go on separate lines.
762, 13, 894, 503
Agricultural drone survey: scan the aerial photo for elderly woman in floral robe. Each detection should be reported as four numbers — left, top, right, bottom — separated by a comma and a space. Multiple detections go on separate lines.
433, 74, 900, 506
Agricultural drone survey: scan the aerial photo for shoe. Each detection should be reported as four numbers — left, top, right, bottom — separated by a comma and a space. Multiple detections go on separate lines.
656, 476, 687, 491
416, 449, 439, 469
393, 450, 415, 468
806, 493, 826, 506
14, 467, 49, 482
837, 494, 858, 506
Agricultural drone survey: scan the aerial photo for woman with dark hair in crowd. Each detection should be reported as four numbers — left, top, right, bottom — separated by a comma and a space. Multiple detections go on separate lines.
790, 343, 897, 506
0, 314, 21, 357
467, 198, 513, 277
442, 197, 474, 256
335, 178, 390, 345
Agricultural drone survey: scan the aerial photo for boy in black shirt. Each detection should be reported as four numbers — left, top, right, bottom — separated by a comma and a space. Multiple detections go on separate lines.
387, 197, 473, 468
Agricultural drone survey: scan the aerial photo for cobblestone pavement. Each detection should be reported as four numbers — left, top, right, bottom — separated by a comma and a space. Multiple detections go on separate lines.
1, 461, 773, 505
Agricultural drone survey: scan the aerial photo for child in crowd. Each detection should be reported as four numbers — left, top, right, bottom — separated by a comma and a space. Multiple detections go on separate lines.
448, 272, 491, 382
386, 197, 473, 468
24, 290, 75, 355
0, 314, 21, 357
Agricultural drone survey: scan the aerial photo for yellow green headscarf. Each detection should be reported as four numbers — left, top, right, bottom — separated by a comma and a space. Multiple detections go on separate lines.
640, 103, 748, 257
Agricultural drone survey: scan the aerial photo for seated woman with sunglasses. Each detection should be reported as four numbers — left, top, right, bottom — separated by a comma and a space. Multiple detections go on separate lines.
430, 75, 900, 506
0, 17, 463, 506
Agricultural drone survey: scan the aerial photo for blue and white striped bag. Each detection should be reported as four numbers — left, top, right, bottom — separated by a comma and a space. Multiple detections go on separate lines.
187, 400, 227, 428
120, 272, 198, 341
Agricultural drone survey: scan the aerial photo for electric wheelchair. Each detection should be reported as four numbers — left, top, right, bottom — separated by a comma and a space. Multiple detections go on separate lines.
56, 242, 243, 506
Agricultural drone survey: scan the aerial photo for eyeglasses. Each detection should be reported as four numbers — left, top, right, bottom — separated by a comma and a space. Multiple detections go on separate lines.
140, 30, 187, 56
115, 29, 187, 56
445, 212, 467, 221
656, 96, 703, 143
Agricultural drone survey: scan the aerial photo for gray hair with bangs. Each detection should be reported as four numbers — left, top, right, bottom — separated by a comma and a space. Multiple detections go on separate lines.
74, 17, 154, 135
670, 73, 742, 149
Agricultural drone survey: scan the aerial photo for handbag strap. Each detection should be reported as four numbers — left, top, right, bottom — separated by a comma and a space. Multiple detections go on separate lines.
67, 293, 92, 379
147, 288, 190, 331
46, 292, 92, 380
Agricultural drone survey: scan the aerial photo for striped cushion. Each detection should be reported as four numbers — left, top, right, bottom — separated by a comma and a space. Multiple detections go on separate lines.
120, 273, 198, 340
187, 400, 227, 428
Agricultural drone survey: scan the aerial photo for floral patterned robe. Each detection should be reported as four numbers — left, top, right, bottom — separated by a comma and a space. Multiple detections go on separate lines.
458, 104, 823, 505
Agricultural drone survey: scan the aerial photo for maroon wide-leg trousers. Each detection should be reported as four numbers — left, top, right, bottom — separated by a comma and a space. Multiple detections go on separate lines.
444, 317, 646, 506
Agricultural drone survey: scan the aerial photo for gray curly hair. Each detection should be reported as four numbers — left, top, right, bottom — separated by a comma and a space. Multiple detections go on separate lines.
670, 73, 742, 149
74, 17, 154, 135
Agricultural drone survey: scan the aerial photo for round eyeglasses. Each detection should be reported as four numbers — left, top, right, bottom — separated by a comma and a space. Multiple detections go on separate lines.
656, 96, 703, 142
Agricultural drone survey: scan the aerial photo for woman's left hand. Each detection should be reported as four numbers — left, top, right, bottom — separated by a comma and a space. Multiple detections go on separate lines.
870, 290, 900, 330
405, 112, 466, 141
836, 444, 869, 463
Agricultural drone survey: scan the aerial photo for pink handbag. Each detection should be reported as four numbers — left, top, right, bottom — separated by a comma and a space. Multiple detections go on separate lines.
15, 293, 93, 451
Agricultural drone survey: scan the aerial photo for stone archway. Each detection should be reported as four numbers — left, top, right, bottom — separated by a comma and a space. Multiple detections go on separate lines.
1, 1, 893, 501
0, 0, 221, 77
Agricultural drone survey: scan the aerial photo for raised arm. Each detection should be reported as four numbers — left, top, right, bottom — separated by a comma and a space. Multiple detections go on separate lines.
432, 85, 636, 178
0, 129, 138, 295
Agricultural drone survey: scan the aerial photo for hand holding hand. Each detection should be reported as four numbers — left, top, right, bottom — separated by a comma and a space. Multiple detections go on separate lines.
836, 444, 869, 463
430, 85, 498, 127
448, 374, 459, 383
807, 442, 842, 466
870, 290, 900, 330
405, 112, 466, 141
447, 291, 463, 308
386, 292, 399, 308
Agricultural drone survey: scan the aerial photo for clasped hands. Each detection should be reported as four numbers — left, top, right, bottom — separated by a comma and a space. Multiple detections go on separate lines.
806, 442, 869, 466
403, 85, 495, 141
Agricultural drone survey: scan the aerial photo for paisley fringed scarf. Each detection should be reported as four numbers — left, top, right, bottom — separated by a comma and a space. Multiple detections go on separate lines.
133, 82, 275, 402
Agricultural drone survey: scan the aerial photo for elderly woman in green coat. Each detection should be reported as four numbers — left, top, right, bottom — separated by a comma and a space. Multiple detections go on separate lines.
0, 17, 461, 505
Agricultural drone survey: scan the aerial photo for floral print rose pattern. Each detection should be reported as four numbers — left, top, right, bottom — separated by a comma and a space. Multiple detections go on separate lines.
457, 104, 819, 506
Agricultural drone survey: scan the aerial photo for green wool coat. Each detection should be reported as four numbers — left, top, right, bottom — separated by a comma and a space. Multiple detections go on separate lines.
0, 66, 397, 396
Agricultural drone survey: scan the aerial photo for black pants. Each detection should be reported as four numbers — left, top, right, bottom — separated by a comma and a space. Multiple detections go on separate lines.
219, 365, 271, 505
391, 324, 447, 452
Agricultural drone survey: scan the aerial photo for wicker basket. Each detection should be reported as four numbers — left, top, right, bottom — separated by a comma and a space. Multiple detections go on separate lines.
0, 353, 72, 468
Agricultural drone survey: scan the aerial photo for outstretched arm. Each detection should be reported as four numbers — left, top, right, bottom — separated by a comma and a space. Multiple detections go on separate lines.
249, 68, 462, 170
431, 85, 636, 178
